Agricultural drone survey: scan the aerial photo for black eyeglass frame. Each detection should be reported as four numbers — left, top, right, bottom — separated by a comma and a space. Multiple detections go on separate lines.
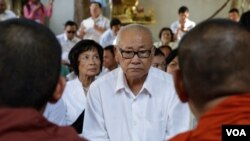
118, 47, 152, 59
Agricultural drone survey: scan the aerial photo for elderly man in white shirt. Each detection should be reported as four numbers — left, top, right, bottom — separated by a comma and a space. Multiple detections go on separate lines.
57, 20, 81, 64
78, 1, 109, 43
0, 0, 16, 21
82, 24, 191, 141
170, 6, 195, 41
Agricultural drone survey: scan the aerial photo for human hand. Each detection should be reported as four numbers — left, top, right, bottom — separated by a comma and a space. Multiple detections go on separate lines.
33, 4, 42, 12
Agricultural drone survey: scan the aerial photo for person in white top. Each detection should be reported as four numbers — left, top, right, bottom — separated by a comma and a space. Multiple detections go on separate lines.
44, 40, 103, 134
0, 0, 16, 21
99, 18, 122, 47
170, 6, 195, 41
82, 24, 191, 141
78, 1, 109, 43
57, 20, 81, 64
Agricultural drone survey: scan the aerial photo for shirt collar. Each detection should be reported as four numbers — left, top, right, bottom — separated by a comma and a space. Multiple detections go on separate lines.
114, 67, 154, 97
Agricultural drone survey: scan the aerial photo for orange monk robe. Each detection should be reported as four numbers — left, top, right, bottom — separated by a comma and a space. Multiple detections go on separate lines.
169, 93, 250, 141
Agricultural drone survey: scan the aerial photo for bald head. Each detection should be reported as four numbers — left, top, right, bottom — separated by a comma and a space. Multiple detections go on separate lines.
178, 19, 250, 108
116, 24, 153, 46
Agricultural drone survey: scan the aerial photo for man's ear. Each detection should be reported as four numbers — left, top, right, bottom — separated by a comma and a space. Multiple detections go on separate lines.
173, 69, 188, 102
49, 76, 66, 103
114, 46, 119, 63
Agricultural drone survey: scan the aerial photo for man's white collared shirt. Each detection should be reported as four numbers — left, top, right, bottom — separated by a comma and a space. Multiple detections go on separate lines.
99, 29, 116, 47
56, 33, 80, 63
83, 67, 191, 141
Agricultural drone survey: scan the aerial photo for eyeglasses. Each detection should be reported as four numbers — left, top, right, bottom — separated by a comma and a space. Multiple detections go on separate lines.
67, 31, 76, 34
119, 48, 152, 59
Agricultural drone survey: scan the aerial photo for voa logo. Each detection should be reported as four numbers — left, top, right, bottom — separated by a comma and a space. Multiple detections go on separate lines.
226, 129, 246, 136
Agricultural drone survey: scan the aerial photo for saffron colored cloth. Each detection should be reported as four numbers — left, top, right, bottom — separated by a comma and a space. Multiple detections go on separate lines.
0, 108, 85, 141
169, 93, 250, 141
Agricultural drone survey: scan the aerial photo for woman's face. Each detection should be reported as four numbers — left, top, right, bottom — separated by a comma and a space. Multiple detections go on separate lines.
166, 56, 179, 75
161, 30, 172, 44
78, 48, 101, 77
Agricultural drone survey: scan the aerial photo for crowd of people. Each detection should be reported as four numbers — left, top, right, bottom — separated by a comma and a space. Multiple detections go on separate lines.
0, 0, 250, 140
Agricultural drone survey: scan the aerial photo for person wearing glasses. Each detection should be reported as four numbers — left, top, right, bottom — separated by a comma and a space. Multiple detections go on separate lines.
82, 24, 191, 140
57, 20, 81, 65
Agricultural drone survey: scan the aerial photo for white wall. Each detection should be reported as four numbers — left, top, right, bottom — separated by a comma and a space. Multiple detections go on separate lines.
46, 0, 231, 39
42, 0, 74, 35
140, 0, 231, 41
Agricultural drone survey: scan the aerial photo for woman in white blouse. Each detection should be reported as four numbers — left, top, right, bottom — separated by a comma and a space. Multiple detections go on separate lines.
44, 39, 103, 134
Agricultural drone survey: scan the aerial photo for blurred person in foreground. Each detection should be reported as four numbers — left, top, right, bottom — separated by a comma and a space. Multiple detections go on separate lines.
170, 19, 250, 141
0, 18, 85, 141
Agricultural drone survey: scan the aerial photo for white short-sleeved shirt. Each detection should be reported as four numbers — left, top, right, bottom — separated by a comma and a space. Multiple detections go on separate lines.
170, 19, 195, 41
56, 33, 81, 63
43, 78, 86, 126
80, 15, 110, 43
82, 67, 191, 141
99, 29, 116, 47
0, 10, 16, 21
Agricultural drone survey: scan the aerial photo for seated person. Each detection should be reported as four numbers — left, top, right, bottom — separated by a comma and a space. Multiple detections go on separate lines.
151, 48, 166, 71
0, 18, 85, 141
170, 19, 250, 141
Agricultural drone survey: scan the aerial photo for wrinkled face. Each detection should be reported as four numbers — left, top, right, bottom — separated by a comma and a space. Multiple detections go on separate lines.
167, 56, 179, 75
116, 29, 154, 81
78, 48, 101, 77
152, 55, 166, 71
112, 25, 121, 36
90, 3, 101, 18
65, 25, 77, 40
0, 0, 6, 14
161, 30, 172, 43
179, 12, 189, 22
229, 12, 240, 22
103, 49, 117, 71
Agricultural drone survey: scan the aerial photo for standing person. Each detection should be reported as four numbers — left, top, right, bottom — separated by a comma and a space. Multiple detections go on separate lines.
170, 19, 250, 141
171, 6, 195, 41
57, 20, 81, 65
228, 8, 240, 22
99, 18, 122, 47
83, 24, 190, 141
0, 18, 85, 141
77, 1, 110, 43
23, 0, 54, 24
0, 0, 16, 21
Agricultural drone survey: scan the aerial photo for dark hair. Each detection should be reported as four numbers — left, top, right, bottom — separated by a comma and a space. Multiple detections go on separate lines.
154, 48, 165, 57
104, 45, 115, 57
166, 48, 178, 65
69, 39, 103, 76
64, 20, 78, 29
229, 8, 239, 14
240, 10, 250, 31
158, 27, 174, 41
90, 1, 102, 8
110, 18, 122, 28
0, 19, 61, 110
178, 19, 250, 108
178, 6, 189, 14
